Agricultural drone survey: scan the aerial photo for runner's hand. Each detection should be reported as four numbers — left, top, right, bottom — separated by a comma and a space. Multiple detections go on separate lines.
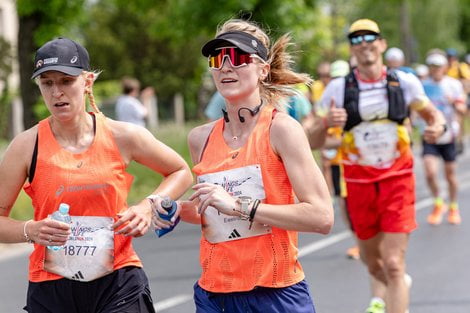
27, 218, 71, 247
113, 201, 152, 237
188, 183, 239, 216
325, 98, 347, 128
152, 199, 181, 231
423, 124, 446, 144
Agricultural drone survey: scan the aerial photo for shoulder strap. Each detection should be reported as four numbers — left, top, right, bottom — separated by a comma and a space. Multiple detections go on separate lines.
197, 122, 218, 164
28, 134, 38, 183
343, 71, 362, 131
386, 69, 407, 124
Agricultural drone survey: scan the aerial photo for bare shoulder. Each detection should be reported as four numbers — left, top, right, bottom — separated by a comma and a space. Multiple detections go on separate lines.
270, 112, 308, 154
188, 121, 217, 163
271, 111, 303, 137
188, 121, 216, 149
105, 118, 151, 145
2, 126, 39, 170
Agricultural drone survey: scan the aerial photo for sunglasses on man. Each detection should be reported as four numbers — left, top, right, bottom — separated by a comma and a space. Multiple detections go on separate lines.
349, 34, 380, 46
208, 47, 259, 70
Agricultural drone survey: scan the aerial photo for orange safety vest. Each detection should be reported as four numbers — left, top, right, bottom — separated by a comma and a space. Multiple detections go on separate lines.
193, 105, 305, 293
24, 113, 141, 282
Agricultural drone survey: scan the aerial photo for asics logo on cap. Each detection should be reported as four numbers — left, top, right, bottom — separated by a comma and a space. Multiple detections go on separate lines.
71, 56, 78, 63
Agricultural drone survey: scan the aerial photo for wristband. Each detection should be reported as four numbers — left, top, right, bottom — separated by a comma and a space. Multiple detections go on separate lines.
23, 220, 34, 244
248, 199, 261, 230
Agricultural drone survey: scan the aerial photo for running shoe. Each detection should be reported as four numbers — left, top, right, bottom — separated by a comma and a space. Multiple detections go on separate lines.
365, 298, 385, 313
447, 208, 462, 225
427, 203, 446, 225
346, 245, 360, 260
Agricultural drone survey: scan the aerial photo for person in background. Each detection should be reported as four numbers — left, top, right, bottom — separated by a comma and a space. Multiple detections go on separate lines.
415, 64, 429, 81
310, 61, 331, 107
446, 48, 470, 153
116, 77, 155, 127
317, 60, 360, 260
421, 50, 467, 225
158, 18, 333, 313
384, 47, 416, 75
287, 83, 313, 123
0, 37, 193, 312
203, 91, 226, 121
304, 19, 446, 313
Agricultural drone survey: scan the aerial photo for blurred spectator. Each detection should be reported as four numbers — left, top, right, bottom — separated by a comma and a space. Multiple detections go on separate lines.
420, 49, 467, 225
115, 77, 154, 127
287, 84, 312, 122
310, 62, 331, 106
415, 64, 429, 81
446, 48, 470, 80
385, 47, 416, 74
204, 91, 226, 121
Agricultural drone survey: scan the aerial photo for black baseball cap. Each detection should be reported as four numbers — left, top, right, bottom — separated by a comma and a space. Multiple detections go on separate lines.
201, 31, 268, 61
31, 37, 90, 79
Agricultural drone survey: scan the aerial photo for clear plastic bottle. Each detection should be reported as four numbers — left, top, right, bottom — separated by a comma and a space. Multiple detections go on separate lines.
156, 196, 180, 237
47, 203, 72, 251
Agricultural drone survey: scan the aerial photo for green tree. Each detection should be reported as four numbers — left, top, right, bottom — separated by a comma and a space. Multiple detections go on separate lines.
16, 0, 86, 128
82, 0, 325, 119
350, 0, 463, 64
0, 37, 13, 138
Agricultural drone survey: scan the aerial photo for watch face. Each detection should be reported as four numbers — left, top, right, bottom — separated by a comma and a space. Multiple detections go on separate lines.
238, 196, 252, 203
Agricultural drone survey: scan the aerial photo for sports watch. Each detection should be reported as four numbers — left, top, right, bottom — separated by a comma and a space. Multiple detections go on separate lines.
235, 196, 252, 220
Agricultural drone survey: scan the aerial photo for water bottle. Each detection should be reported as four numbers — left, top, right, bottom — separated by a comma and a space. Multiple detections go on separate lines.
156, 196, 180, 237
47, 203, 72, 251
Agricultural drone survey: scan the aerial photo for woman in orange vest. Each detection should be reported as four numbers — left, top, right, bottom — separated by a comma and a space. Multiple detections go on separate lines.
155, 19, 333, 312
0, 37, 193, 312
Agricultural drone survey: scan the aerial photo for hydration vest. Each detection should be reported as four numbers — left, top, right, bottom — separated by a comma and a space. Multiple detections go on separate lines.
343, 69, 407, 131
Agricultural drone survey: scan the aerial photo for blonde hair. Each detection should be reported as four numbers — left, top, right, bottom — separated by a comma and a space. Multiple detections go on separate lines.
84, 71, 101, 113
216, 19, 312, 109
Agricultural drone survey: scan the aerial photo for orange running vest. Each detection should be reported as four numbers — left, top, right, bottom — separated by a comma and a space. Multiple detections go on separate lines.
24, 113, 142, 282
192, 105, 305, 292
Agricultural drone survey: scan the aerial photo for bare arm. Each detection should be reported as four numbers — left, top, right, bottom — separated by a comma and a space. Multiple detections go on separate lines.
415, 102, 447, 143
0, 129, 71, 246
303, 98, 347, 150
175, 123, 217, 225
251, 113, 334, 233
109, 120, 193, 236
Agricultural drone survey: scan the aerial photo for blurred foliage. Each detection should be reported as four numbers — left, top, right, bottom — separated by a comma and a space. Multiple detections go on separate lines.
0, 37, 13, 138
17, 0, 87, 45
5, 0, 470, 131
351, 0, 463, 63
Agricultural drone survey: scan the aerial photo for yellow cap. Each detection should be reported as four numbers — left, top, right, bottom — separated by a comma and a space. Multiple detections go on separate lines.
348, 19, 380, 37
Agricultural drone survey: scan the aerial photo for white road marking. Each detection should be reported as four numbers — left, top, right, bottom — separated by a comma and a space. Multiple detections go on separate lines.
154, 294, 193, 311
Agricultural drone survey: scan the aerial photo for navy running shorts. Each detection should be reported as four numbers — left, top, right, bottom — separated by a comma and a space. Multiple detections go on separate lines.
24, 266, 155, 313
194, 280, 316, 313
422, 140, 457, 162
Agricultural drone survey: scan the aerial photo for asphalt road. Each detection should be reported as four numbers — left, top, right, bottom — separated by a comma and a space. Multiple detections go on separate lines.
1, 149, 469, 313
